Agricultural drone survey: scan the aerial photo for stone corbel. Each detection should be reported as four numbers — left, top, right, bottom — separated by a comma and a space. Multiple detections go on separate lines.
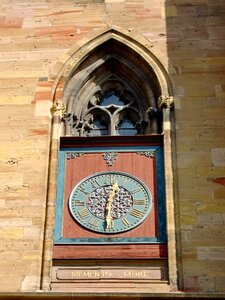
62, 113, 73, 136
146, 106, 159, 117
51, 99, 66, 118
135, 120, 148, 134
158, 95, 174, 110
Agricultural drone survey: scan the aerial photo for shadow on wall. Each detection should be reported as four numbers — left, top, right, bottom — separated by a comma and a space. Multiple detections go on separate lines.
165, 0, 225, 293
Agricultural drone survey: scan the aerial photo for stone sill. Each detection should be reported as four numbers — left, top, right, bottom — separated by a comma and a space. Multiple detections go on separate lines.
0, 292, 225, 299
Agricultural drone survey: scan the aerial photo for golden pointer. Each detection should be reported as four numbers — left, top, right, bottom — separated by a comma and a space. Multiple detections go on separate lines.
106, 182, 118, 230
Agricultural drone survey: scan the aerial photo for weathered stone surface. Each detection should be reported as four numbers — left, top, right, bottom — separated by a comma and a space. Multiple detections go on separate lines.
0, 0, 224, 295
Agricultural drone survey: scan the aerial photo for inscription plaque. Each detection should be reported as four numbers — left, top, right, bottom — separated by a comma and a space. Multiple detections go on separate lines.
55, 267, 165, 281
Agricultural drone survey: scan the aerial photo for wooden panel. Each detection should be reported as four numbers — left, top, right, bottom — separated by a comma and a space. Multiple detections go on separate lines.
53, 244, 167, 259
63, 152, 156, 240
53, 136, 166, 259
60, 135, 163, 148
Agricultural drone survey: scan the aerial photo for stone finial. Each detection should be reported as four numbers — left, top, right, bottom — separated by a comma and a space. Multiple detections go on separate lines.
158, 95, 174, 110
51, 99, 66, 118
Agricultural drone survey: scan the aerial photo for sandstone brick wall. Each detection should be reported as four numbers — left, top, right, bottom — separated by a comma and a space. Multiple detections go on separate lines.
165, 0, 225, 292
0, 0, 224, 293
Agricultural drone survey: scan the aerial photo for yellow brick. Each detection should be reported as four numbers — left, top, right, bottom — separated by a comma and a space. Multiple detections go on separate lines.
0, 161, 18, 172
195, 57, 225, 65
0, 140, 46, 150
196, 166, 225, 177
183, 261, 206, 276
206, 261, 225, 276
24, 227, 41, 240
0, 208, 23, 217
197, 202, 225, 213
180, 214, 196, 225
0, 186, 29, 200
32, 218, 43, 226
181, 247, 197, 260
177, 152, 211, 168
214, 188, 225, 199
198, 247, 225, 261
0, 218, 32, 227
0, 172, 23, 187
0, 275, 22, 292
0, 95, 33, 105
215, 277, 225, 292
22, 251, 41, 261
165, 5, 177, 16
0, 251, 20, 261
179, 188, 213, 201
188, 230, 212, 246
0, 227, 23, 240
0, 200, 5, 207
177, 167, 197, 177
22, 207, 44, 217
179, 202, 197, 214
199, 276, 215, 292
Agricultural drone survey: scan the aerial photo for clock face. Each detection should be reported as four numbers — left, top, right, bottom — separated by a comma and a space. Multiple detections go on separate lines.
69, 171, 152, 234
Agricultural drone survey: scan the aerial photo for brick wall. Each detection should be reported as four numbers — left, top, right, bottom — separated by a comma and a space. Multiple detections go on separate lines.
165, 0, 225, 292
0, 0, 224, 293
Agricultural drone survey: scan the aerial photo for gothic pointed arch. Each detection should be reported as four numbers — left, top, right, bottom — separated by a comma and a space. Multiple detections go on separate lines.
45, 28, 178, 293
51, 27, 173, 137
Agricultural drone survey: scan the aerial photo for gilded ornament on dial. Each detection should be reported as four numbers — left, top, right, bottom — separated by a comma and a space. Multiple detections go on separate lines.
69, 171, 152, 233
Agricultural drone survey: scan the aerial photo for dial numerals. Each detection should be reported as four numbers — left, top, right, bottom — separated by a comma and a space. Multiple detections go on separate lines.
129, 208, 143, 218
78, 208, 90, 219
69, 171, 152, 234
88, 218, 100, 228
74, 200, 85, 206
133, 199, 146, 205
121, 218, 130, 227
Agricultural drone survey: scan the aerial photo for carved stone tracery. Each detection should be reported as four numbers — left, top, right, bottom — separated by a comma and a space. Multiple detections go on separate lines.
59, 39, 167, 137
46, 30, 178, 292
62, 79, 153, 137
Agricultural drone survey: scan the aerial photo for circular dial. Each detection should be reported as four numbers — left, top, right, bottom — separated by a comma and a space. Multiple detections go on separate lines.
69, 171, 152, 233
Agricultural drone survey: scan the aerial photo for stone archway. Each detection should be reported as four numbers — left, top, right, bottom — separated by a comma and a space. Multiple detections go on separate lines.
41, 27, 177, 292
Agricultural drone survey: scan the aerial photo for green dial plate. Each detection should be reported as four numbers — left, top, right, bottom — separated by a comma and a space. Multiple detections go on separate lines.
69, 171, 152, 234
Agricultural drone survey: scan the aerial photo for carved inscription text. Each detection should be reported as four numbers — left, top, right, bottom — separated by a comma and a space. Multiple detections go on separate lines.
56, 268, 164, 281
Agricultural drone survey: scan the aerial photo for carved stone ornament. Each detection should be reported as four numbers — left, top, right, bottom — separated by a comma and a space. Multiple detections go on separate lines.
146, 107, 160, 118
102, 152, 118, 166
137, 151, 155, 158
66, 152, 85, 160
158, 95, 174, 110
51, 100, 66, 118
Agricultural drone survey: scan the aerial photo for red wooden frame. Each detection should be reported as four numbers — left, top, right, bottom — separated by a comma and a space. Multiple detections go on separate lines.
53, 135, 167, 259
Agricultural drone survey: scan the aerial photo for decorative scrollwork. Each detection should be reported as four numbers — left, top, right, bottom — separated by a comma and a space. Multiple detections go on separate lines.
102, 152, 118, 166
137, 151, 155, 158
66, 152, 85, 160
88, 186, 133, 219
